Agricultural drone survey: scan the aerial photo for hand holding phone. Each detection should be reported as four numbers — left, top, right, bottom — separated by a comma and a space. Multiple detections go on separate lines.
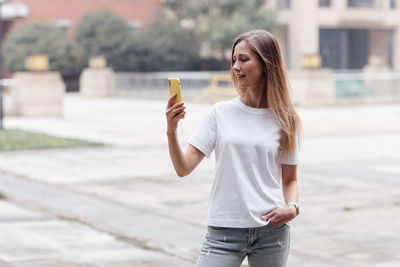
168, 78, 184, 119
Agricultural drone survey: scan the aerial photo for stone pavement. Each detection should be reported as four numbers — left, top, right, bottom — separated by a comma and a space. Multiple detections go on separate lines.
0, 93, 400, 266
0, 199, 187, 266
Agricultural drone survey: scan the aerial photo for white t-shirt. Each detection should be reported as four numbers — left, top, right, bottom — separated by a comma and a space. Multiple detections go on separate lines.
188, 97, 299, 228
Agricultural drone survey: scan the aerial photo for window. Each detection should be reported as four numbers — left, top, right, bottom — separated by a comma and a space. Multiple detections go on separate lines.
347, 0, 374, 8
278, 0, 291, 9
319, 0, 331, 7
319, 28, 369, 69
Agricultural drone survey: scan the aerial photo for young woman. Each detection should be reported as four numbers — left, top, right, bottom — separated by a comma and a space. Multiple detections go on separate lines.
166, 30, 301, 267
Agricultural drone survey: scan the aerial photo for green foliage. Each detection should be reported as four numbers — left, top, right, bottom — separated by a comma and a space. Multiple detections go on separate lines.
0, 129, 104, 151
206, 4, 276, 50
75, 9, 199, 71
126, 13, 200, 71
3, 22, 85, 74
75, 9, 132, 71
163, 0, 276, 54
4, 3, 262, 73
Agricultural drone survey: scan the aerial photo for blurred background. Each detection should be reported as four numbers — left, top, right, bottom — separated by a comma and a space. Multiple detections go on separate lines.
0, 0, 399, 266
2, 0, 400, 105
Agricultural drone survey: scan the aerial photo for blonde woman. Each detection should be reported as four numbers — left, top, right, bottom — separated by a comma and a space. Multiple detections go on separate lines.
166, 30, 301, 267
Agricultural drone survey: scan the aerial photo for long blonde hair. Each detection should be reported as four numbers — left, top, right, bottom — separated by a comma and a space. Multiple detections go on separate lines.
230, 30, 302, 156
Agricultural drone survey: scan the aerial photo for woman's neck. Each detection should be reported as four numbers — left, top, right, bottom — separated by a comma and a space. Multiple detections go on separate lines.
240, 86, 268, 108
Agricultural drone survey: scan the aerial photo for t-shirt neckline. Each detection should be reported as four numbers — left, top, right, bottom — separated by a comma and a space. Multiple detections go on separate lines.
234, 97, 271, 115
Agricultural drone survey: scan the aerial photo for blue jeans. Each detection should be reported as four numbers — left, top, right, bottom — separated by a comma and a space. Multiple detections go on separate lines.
195, 224, 290, 267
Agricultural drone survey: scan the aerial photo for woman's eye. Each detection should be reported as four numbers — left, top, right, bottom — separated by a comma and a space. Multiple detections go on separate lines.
233, 57, 248, 63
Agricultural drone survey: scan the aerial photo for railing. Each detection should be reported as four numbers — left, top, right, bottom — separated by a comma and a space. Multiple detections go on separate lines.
193, 74, 236, 103
115, 71, 223, 91
114, 71, 231, 101
114, 70, 400, 103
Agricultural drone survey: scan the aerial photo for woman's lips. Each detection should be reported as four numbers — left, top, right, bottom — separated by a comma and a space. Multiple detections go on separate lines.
236, 74, 245, 80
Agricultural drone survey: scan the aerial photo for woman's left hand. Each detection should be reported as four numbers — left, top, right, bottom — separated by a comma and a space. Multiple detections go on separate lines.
261, 206, 297, 226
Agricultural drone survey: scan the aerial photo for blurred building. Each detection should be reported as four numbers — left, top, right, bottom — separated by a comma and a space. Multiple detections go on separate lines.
1, 0, 160, 36
0, 1, 28, 36
267, 0, 400, 70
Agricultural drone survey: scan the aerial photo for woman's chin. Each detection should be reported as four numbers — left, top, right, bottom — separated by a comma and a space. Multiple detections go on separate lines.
237, 83, 247, 90
236, 86, 246, 96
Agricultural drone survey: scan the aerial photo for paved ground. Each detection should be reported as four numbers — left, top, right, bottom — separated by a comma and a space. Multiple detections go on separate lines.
0, 93, 399, 266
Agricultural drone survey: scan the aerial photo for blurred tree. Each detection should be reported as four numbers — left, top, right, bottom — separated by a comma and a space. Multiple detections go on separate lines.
163, 0, 276, 58
125, 12, 200, 71
3, 22, 85, 74
75, 9, 132, 71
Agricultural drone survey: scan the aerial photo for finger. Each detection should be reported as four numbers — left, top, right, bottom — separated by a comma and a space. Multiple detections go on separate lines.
264, 212, 280, 221
264, 213, 275, 221
265, 216, 279, 226
171, 107, 186, 117
171, 102, 185, 110
261, 210, 276, 220
270, 215, 286, 226
167, 106, 185, 119
262, 215, 271, 221
166, 102, 184, 114
167, 93, 177, 108
174, 111, 186, 120
171, 111, 186, 123
267, 214, 280, 225
166, 103, 184, 116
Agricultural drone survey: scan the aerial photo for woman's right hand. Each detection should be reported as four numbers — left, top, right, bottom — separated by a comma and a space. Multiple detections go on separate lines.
166, 93, 186, 133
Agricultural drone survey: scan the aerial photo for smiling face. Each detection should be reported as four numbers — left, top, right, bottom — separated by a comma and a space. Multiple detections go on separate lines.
231, 41, 265, 92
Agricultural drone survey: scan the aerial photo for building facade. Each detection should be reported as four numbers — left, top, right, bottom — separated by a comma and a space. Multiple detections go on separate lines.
267, 0, 400, 70
1, 0, 161, 36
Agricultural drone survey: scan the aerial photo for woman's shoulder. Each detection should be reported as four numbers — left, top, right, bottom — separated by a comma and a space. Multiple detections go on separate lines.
213, 97, 239, 110
203, 97, 239, 119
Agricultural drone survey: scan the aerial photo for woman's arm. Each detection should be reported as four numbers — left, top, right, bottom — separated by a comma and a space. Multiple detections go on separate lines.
282, 164, 299, 216
261, 164, 299, 225
282, 164, 299, 208
167, 132, 205, 177
166, 94, 205, 177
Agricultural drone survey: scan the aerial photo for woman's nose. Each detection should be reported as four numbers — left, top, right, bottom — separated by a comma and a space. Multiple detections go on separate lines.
232, 61, 240, 71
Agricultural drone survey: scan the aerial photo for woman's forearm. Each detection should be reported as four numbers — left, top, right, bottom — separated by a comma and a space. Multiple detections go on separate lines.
282, 179, 299, 205
282, 178, 299, 218
167, 130, 188, 177
262, 178, 299, 223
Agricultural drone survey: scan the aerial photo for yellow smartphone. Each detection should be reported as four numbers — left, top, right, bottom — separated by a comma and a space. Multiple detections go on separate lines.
168, 78, 184, 118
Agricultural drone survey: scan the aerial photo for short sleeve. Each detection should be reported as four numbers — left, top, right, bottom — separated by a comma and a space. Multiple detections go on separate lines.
187, 106, 217, 158
279, 134, 301, 165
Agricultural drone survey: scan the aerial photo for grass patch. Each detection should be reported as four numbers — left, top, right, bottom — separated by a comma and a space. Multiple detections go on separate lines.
0, 129, 104, 151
